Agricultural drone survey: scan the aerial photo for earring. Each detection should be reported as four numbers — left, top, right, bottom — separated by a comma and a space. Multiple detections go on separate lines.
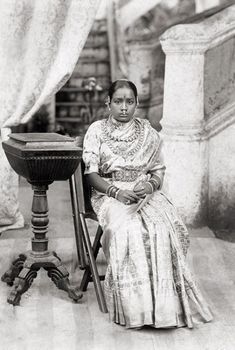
105, 96, 111, 110
105, 96, 110, 105
105, 96, 111, 111
136, 96, 139, 107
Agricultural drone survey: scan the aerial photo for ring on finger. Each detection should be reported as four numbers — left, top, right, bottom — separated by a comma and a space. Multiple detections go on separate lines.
125, 200, 131, 205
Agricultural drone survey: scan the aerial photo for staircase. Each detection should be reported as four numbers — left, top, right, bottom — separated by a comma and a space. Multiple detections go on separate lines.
55, 19, 111, 137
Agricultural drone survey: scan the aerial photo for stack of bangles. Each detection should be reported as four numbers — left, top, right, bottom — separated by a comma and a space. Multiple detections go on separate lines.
146, 177, 160, 193
106, 184, 120, 199
105, 177, 160, 199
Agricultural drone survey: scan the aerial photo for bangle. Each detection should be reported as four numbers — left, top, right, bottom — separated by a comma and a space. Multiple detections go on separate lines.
111, 187, 119, 198
106, 185, 112, 196
106, 185, 115, 197
110, 186, 117, 198
149, 178, 160, 191
106, 185, 120, 198
115, 189, 120, 199
151, 176, 161, 188
146, 181, 154, 194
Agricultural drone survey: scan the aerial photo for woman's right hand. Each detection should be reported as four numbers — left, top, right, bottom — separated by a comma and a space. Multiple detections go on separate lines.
116, 189, 139, 205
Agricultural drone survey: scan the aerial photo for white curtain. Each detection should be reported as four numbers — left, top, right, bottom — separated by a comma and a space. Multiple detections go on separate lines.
0, 0, 100, 233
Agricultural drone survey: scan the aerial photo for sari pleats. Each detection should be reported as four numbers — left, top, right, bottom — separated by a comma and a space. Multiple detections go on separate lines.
97, 191, 213, 329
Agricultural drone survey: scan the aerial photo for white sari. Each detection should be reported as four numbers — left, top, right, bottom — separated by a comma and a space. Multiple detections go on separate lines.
83, 116, 213, 328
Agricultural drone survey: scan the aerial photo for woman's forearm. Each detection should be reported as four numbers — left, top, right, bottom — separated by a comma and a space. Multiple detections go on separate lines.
87, 172, 110, 193
87, 172, 140, 203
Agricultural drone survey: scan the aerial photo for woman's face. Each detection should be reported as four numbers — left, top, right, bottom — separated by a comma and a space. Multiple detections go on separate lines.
110, 87, 137, 123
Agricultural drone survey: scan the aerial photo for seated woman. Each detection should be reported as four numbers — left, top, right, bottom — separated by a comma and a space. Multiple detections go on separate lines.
82, 79, 213, 329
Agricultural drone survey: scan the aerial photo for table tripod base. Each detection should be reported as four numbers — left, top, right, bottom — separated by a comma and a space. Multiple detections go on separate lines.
1, 254, 27, 286
2, 251, 83, 306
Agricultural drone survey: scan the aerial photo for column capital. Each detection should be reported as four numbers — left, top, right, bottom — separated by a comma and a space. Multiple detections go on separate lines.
160, 5, 235, 55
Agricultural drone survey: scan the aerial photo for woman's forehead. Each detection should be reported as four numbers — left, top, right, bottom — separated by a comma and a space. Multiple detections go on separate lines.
112, 87, 135, 98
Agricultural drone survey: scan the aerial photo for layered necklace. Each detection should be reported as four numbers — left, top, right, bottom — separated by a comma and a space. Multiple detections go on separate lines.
102, 116, 145, 159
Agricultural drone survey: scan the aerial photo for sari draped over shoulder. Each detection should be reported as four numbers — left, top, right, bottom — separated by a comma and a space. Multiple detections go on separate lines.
82, 116, 213, 329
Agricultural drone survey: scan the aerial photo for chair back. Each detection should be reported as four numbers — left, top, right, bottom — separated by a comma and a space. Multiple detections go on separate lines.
73, 160, 96, 219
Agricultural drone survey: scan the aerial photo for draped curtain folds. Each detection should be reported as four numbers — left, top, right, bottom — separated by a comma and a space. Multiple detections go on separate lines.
0, 0, 100, 233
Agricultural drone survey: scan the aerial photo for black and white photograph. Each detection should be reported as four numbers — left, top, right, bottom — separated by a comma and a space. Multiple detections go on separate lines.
0, 0, 234, 349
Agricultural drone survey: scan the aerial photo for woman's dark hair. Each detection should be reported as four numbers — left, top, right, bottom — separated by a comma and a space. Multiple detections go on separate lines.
108, 79, 138, 101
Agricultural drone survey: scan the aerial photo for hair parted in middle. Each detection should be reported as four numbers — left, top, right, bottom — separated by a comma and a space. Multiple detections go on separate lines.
107, 79, 138, 103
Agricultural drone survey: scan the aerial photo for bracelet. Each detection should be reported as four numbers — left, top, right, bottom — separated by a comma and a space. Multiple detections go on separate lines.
106, 185, 120, 198
110, 186, 118, 198
106, 184, 113, 196
106, 185, 116, 197
146, 181, 154, 194
111, 187, 120, 199
149, 178, 160, 191
151, 176, 161, 188
115, 189, 120, 199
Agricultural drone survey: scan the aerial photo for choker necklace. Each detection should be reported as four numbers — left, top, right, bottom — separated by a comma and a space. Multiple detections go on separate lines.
105, 117, 139, 143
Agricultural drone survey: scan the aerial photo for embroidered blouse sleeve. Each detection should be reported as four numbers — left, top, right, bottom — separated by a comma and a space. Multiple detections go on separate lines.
82, 121, 101, 174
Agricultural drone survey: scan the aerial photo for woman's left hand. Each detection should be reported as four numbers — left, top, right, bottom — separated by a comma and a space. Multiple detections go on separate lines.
133, 182, 153, 198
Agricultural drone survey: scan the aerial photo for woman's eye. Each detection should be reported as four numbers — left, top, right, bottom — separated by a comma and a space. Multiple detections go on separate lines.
113, 99, 134, 105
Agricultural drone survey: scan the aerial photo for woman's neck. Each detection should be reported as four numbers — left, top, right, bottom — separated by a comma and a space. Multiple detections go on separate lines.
109, 115, 135, 129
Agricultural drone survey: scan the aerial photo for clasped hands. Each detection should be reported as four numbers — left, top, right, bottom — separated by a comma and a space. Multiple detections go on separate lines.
106, 178, 159, 205
117, 181, 153, 205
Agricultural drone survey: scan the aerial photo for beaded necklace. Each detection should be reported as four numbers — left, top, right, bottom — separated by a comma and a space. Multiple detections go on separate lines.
102, 117, 145, 159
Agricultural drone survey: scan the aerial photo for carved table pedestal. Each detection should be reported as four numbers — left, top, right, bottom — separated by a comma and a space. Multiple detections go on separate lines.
1, 133, 83, 305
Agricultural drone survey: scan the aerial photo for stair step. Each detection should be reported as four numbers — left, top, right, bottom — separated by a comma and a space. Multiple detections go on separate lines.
56, 18, 110, 136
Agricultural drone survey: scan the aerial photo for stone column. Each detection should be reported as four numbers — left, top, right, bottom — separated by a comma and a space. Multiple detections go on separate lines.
160, 5, 235, 226
160, 26, 208, 225
161, 25, 208, 225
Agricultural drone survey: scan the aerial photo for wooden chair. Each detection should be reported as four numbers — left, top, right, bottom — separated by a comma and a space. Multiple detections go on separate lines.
69, 161, 107, 313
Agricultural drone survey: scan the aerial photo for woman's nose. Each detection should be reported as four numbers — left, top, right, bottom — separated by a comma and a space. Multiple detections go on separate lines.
121, 102, 127, 110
